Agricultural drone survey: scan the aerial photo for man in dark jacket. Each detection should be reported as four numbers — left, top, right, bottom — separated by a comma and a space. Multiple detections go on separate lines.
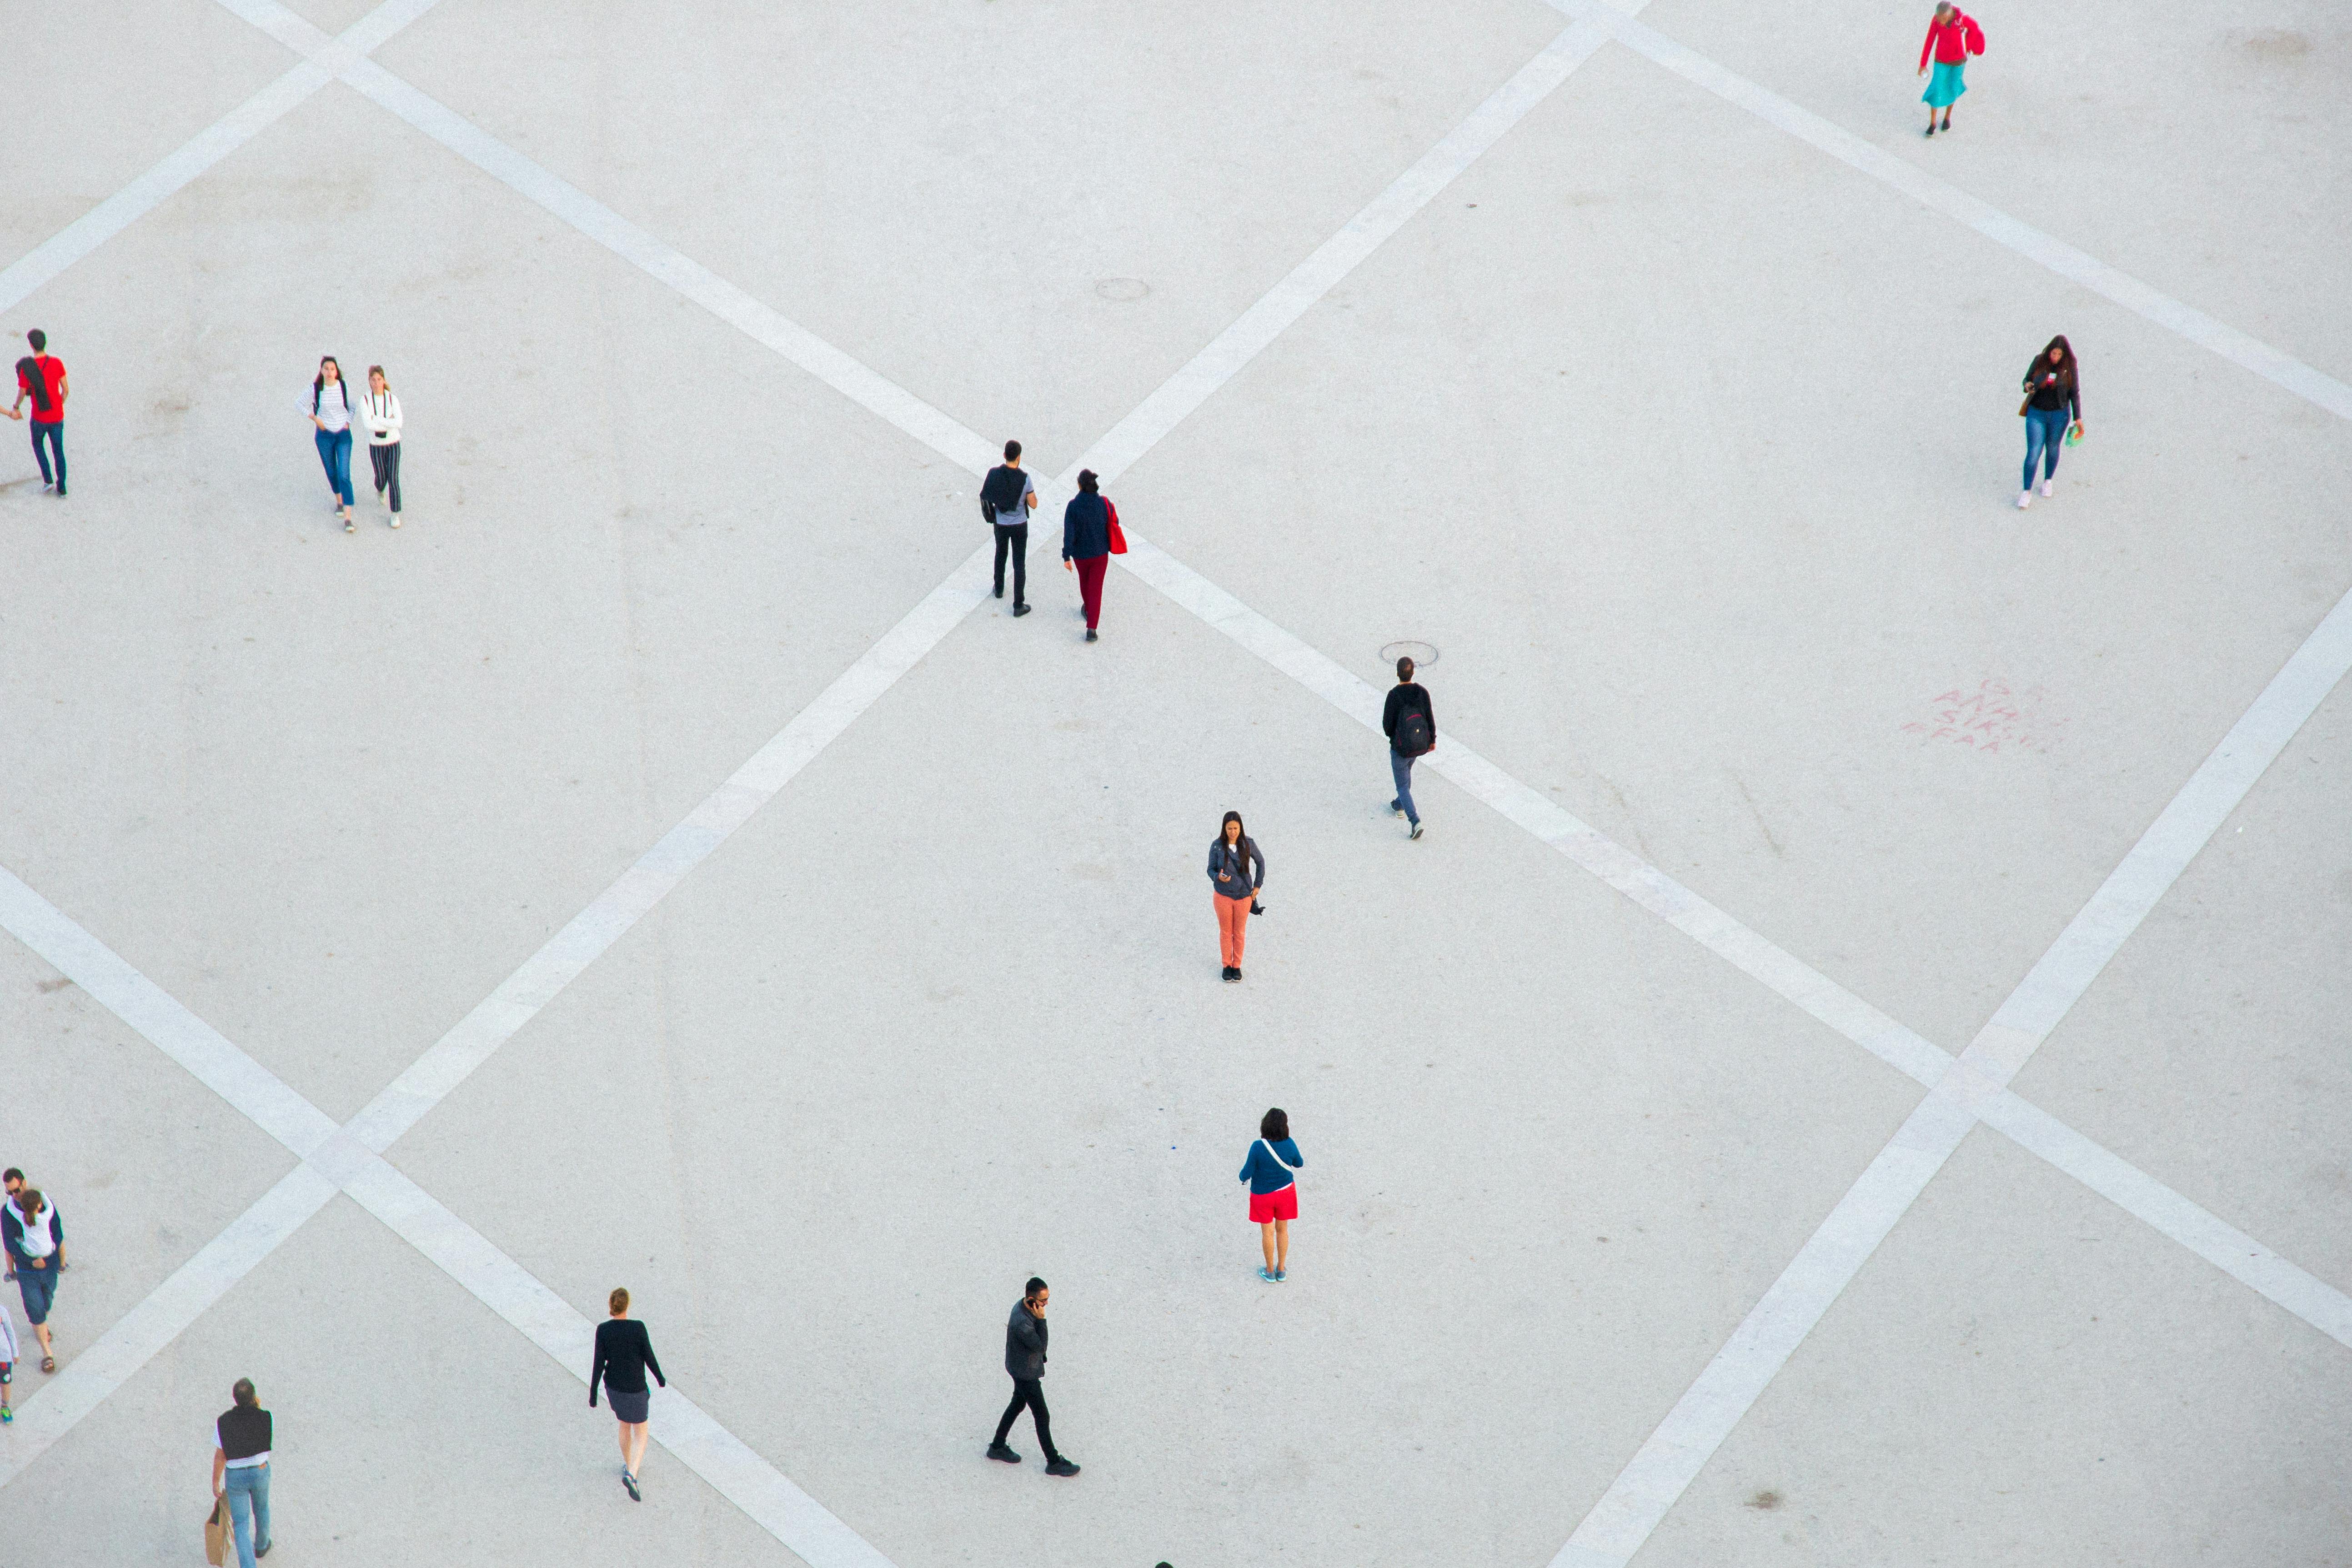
988, 1277, 1078, 1475
1382, 656, 1434, 839
979, 438, 1037, 615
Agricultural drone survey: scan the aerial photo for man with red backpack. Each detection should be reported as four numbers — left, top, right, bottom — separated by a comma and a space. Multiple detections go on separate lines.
7, 329, 66, 496
1918, 2, 1985, 137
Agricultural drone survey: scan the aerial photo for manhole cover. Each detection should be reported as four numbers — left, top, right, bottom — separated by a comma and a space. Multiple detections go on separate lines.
1379, 641, 1439, 668
1094, 277, 1151, 302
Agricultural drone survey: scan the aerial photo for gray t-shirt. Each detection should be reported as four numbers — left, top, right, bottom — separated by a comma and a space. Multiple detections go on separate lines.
982, 465, 1033, 526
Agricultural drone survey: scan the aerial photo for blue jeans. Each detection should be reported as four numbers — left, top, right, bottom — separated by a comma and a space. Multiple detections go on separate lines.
1389, 750, 1420, 826
225, 1463, 271, 1568
314, 427, 354, 507
29, 420, 63, 491
15, 1261, 56, 1325
2023, 407, 2068, 491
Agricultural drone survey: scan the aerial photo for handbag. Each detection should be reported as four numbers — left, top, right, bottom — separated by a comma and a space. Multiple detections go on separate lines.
205, 1500, 231, 1567
1106, 499, 1128, 556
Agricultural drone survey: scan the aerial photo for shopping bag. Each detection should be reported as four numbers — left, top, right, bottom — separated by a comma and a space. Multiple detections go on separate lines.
204, 1500, 231, 1567
1106, 500, 1128, 556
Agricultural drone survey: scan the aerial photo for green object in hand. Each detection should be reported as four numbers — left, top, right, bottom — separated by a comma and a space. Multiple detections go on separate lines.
2064, 424, 2081, 447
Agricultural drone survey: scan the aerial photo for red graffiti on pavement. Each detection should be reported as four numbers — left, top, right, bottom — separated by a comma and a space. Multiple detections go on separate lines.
1901, 679, 2061, 755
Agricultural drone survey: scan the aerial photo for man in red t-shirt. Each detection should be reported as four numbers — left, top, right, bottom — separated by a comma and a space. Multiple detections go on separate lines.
8, 328, 67, 496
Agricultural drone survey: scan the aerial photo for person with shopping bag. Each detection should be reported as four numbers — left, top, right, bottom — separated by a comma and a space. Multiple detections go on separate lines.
210, 1378, 274, 1568
1061, 469, 1123, 641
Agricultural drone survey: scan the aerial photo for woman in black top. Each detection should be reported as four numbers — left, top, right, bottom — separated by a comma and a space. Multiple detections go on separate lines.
2017, 334, 2082, 510
589, 1287, 665, 1499
1208, 810, 1265, 982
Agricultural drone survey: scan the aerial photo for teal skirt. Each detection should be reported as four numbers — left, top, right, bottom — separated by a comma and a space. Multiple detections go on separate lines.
1923, 60, 1967, 108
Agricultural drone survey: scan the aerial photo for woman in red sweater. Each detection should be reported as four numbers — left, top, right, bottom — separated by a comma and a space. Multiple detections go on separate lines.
1918, 3, 1983, 137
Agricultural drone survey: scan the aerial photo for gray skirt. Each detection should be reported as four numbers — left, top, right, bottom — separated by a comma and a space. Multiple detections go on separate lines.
607, 1387, 650, 1424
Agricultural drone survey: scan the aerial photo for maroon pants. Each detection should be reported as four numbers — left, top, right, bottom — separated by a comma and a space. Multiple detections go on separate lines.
1073, 554, 1108, 629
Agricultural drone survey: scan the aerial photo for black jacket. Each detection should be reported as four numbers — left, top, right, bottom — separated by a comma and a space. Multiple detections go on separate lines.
1208, 837, 1264, 900
1383, 683, 1435, 755
1004, 1300, 1048, 1380
1062, 493, 1111, 561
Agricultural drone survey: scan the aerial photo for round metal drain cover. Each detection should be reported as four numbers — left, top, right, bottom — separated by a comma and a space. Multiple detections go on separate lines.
1379, 641, 1439, 668
1094, 277, 1151, 302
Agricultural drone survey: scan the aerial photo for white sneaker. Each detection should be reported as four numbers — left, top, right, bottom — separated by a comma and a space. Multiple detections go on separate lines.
2016, 491, 2032, 510
389, 515, 401, 529
2039, 478, 2053, 497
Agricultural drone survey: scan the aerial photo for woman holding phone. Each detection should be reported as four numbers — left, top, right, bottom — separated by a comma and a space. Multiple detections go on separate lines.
2017, 335, 2082, 509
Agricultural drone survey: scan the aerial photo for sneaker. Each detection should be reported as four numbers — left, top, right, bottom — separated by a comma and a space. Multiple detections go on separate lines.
1409, 822, 1424, 840
622, 1472, 641, 1502
1012, 603, 1031, 617
1044, 1457, 1081, 1477
1389, 801, 1404, 817
1924, 123, 1935, 137
2016, 491, 2032, 510
1274, 1268, 1287, 1282
255, 1545, 271, 1559
389, 515, 401, 528
1222, 966, 1236, 982
344, 517, 356, 532
1233, 968, 1243, 981
2039, 478, 2052, 497
1260, 1266, 1276, 1282
0, 1406, 11, 1423
39, 482, 52, 494
1085, 629, 1098, 642
987, 1442, 1022, 1464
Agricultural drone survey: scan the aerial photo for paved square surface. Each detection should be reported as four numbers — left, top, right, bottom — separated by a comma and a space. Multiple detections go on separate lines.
2, 1, 2347, 1565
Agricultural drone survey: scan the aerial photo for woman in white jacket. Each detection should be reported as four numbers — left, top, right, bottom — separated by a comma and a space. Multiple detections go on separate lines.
363, 365, 403, 526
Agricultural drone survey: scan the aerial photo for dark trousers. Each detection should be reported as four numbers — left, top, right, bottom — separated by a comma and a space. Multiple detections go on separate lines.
993, 1378, 1058, 1458
1390, 749, 1420, 826
29, 421, 63, 491
369, 441, 402, 513
993, 522, 1027, 603
1073, 553, 1107, 629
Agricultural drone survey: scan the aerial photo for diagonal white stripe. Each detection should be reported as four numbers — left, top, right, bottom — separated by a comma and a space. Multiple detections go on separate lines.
1554, 586, 2352, 1567
1543, 0, 2352, 422
0, 0, 448, 315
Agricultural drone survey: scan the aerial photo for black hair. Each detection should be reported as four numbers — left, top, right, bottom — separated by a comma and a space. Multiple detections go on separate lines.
1396, 656, 1415, 681
1260, 1107, 1289, 1142
0, 1169, 18, 1185
232, 1378, 258, 1408
25, 330, 44, 352
1221, 810, 1246, 860
14, 359, 48, 417
2033, 334, 2076, 393
1003, 439, 1022, 461
1024, 1276, 1048, 1299
313, 356, 347, 415
1076, 469, 1099, 494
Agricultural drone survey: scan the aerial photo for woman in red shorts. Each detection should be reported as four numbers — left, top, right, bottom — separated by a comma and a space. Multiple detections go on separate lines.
1238, 1108, 1305, 1282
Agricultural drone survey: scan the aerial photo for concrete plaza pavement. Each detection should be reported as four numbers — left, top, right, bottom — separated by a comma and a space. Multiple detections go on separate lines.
1, 0, 2347, 1564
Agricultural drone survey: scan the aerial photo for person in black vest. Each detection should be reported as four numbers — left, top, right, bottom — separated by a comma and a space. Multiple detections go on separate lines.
589, 1286, 666, 1500
1382, 656, 1434, 839
987, 1277, 1078, 1475
211, 1378, 273, 1568
980, 439, 1038, 616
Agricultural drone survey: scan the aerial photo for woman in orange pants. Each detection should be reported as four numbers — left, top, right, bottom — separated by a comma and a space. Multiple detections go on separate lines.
1208, 810, 1264, 982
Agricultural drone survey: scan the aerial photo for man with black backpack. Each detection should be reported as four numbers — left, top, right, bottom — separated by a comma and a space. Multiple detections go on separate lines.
979, 439, 1037, 616
1383, 656, 1434, 840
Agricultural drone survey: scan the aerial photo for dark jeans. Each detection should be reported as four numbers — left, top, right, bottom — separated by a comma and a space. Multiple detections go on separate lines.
993, 522, 1027, 602
1390, 749, 1420, 826
993, 1378, 1058, 1458
369, 441, 402, 513
314, 428, 354, 507
16, 1261, 57, 1325
29, 420, 63, 491
2022, 406, 2068, 490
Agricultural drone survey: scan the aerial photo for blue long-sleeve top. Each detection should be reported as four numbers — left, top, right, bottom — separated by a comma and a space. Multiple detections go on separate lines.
1238, 1137, 1304, 1194
1063, 493, 1111, 561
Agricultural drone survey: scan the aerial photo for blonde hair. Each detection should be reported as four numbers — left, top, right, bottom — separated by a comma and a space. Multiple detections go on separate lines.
609, 1287, 630, 1316
367, 364, 388, 388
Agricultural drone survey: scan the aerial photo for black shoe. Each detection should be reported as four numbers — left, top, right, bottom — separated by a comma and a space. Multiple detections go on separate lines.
255, 1546, 271, 1560
987, 1442, 1022, 1464
1045, 1457, 1081, 1477
622, 1472, 641, 1501
1409, 822, 1424, 840
1924, 123, 1935, 137
1233, 968, 1243, 981
993, 584, 1004, 599
1012, 603, 1031, 617
1084, 629, 1098, 641
1222, 966, 1236, 982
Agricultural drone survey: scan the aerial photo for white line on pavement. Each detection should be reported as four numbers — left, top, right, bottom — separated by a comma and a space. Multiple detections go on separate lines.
1553, 586, 2352, 1567
0, 0, 446, 315
1544, 0, 2352, 423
